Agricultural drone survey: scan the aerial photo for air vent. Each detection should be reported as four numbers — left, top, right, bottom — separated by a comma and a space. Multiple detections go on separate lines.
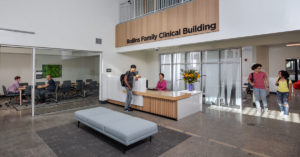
96, 38, 102, 44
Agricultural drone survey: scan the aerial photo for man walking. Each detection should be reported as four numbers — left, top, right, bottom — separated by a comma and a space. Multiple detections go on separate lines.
124, 65, 141, 111
248, 64, 269, 114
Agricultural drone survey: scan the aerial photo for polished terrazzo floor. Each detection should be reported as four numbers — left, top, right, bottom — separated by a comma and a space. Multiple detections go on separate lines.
0, 95, 300, 157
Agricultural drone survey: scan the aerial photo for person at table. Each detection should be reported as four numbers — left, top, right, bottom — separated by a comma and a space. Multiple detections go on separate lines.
8, 76, 25, 94
38, 74, 56, 103
124, 64, 141, 112
8, 76, 27, 102
156, 73, 167, 91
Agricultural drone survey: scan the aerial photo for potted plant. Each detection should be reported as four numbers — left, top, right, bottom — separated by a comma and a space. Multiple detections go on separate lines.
181, 69, 200, 91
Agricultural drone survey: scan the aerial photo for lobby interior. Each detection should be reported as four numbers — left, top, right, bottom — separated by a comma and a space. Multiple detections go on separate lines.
1, 0, 300, 157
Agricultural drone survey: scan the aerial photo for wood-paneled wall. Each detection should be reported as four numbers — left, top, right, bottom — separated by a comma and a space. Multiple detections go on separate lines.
116, 0, 219, 47
108, 97, 178, 119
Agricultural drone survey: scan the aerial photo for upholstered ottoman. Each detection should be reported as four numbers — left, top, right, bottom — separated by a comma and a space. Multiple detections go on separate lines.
74, 107, 158, 152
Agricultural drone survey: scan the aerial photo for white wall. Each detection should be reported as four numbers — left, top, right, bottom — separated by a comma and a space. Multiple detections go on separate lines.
117, 0, 300, 52
0, 0, 150, 98
0, 53, 32, 94
35, 55, 99, 83
269, 46, 300, 78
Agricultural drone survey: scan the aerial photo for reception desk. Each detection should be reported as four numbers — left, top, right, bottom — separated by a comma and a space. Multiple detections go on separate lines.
103, 75, 202, 120
108, 90, 202, 120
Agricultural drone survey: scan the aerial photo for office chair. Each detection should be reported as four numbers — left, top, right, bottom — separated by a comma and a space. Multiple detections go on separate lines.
75, 80, 84, 97
36, 82, 45, 86
2, 85, 19, 105
19, 82, 29, 87
46, 85, 59, 103
86, 79, 93, 83
61, 81, 72, 99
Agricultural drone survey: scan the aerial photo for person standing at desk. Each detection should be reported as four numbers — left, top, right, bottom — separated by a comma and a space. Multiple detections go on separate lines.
156, 73, 167, 91
124, 64, 141, 112
38, 74, 56, 103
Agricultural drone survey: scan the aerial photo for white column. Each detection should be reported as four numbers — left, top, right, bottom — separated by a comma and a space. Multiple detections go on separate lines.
99, 52, 103, 102
31, 48, 36, 117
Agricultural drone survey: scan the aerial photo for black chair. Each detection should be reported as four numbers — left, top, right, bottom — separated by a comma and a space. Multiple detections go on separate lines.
19, 82, 28, 87
36, 82, 45, 86
75, 80, 84, 97
55, 81, 60, 86
61, 81, 72, 99
22, 86, 32, 105
86, 79, 93, 83
2, 85, 19, 105
46, 85, 59, 103
86, 81, 98, 96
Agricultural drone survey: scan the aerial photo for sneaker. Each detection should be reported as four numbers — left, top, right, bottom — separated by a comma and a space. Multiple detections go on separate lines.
128, 108, 134, 111
283, 115, 289, 120
257, 109, 262, 114
124, 109, 129, 112
279, 111, 284, 116
264, 108, 268, 113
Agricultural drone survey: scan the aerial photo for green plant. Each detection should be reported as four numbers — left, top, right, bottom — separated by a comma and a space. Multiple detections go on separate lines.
42, 65, 62, 78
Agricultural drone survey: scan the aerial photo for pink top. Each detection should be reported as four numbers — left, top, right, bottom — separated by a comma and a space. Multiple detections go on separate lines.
8, 80, 19, 93
156, 80, 167, 91
248, 72, 267, 89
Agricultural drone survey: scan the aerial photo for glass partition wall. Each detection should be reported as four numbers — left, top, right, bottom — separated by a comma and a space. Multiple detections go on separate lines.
34, 48, 100, 115
160, 48, 242, 109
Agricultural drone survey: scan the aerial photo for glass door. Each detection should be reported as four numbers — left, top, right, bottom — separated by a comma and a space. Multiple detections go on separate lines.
201, 49, 242, 109
201, 50, 220, 105
219, 49, 242, 109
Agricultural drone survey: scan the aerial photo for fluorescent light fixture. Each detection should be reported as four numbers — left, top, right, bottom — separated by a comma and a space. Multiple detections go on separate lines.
286, 43, 300, 47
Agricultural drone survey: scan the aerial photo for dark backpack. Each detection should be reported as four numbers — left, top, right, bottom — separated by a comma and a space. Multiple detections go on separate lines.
277, 78, 290, 89
249, 73, 254, 89
120, 74, 126, 87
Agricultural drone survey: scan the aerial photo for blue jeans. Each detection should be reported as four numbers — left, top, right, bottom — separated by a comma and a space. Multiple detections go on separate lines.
124, 87, 132, 110
277, 91, 289, 115
253, 88, 268, 110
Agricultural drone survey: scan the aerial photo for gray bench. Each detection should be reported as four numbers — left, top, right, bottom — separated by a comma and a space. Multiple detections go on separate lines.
74, 107, 158, 152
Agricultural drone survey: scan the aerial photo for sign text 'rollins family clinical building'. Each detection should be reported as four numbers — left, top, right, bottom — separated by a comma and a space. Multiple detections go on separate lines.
127, 23, 217, 44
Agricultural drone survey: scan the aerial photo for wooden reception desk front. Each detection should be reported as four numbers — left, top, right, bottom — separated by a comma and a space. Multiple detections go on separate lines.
108, 90, 202, 120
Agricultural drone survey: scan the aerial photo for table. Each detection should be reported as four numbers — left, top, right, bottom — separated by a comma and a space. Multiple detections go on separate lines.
108, 90, 202, 120
19, 87, 26, 106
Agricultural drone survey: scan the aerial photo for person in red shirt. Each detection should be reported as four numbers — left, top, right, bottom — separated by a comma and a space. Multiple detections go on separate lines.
248, 64, 269, 114
156, 73, 167, 91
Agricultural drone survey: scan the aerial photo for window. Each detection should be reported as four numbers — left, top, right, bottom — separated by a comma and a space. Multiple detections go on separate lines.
160, 52, 201, 91
160, 49, 242, 109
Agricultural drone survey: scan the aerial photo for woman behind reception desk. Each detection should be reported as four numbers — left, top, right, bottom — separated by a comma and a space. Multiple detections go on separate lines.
156, 73, 167, 91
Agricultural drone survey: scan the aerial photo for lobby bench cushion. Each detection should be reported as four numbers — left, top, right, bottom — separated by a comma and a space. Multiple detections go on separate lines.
104, 117, 158, 145
74, 107, 158, 146
74, 107, 113, 123
88, 112, 132, 131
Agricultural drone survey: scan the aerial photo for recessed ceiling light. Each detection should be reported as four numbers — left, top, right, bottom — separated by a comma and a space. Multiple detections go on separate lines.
286, 43, 300, 47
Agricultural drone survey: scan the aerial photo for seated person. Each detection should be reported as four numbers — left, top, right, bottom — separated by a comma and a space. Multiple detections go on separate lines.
38, 75, 56, 103
8, 76, 27, 102
8, 76, 25, 94
156, 73, 167, 91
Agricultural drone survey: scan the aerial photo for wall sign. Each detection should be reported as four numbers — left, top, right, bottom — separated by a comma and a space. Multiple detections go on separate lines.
106, 68, 112, 72
116, 0, 219, 47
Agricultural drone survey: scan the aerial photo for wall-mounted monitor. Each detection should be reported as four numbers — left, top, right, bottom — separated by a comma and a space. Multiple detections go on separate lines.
42, 64, 62, 78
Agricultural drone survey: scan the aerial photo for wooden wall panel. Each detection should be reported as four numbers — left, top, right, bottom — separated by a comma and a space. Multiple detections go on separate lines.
108, 97, 178, 119
116, 0, 219, 47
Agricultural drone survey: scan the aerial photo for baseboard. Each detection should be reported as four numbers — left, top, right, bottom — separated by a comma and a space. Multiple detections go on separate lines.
99, 100, 108, 104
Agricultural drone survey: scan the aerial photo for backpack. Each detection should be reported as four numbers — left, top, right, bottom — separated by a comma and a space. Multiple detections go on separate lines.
249, 73, 254, 89
277, 78, 290, 89
120, 74, 126, 87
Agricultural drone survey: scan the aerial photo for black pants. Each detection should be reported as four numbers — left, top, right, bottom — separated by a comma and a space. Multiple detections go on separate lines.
39, 90, 49, 102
